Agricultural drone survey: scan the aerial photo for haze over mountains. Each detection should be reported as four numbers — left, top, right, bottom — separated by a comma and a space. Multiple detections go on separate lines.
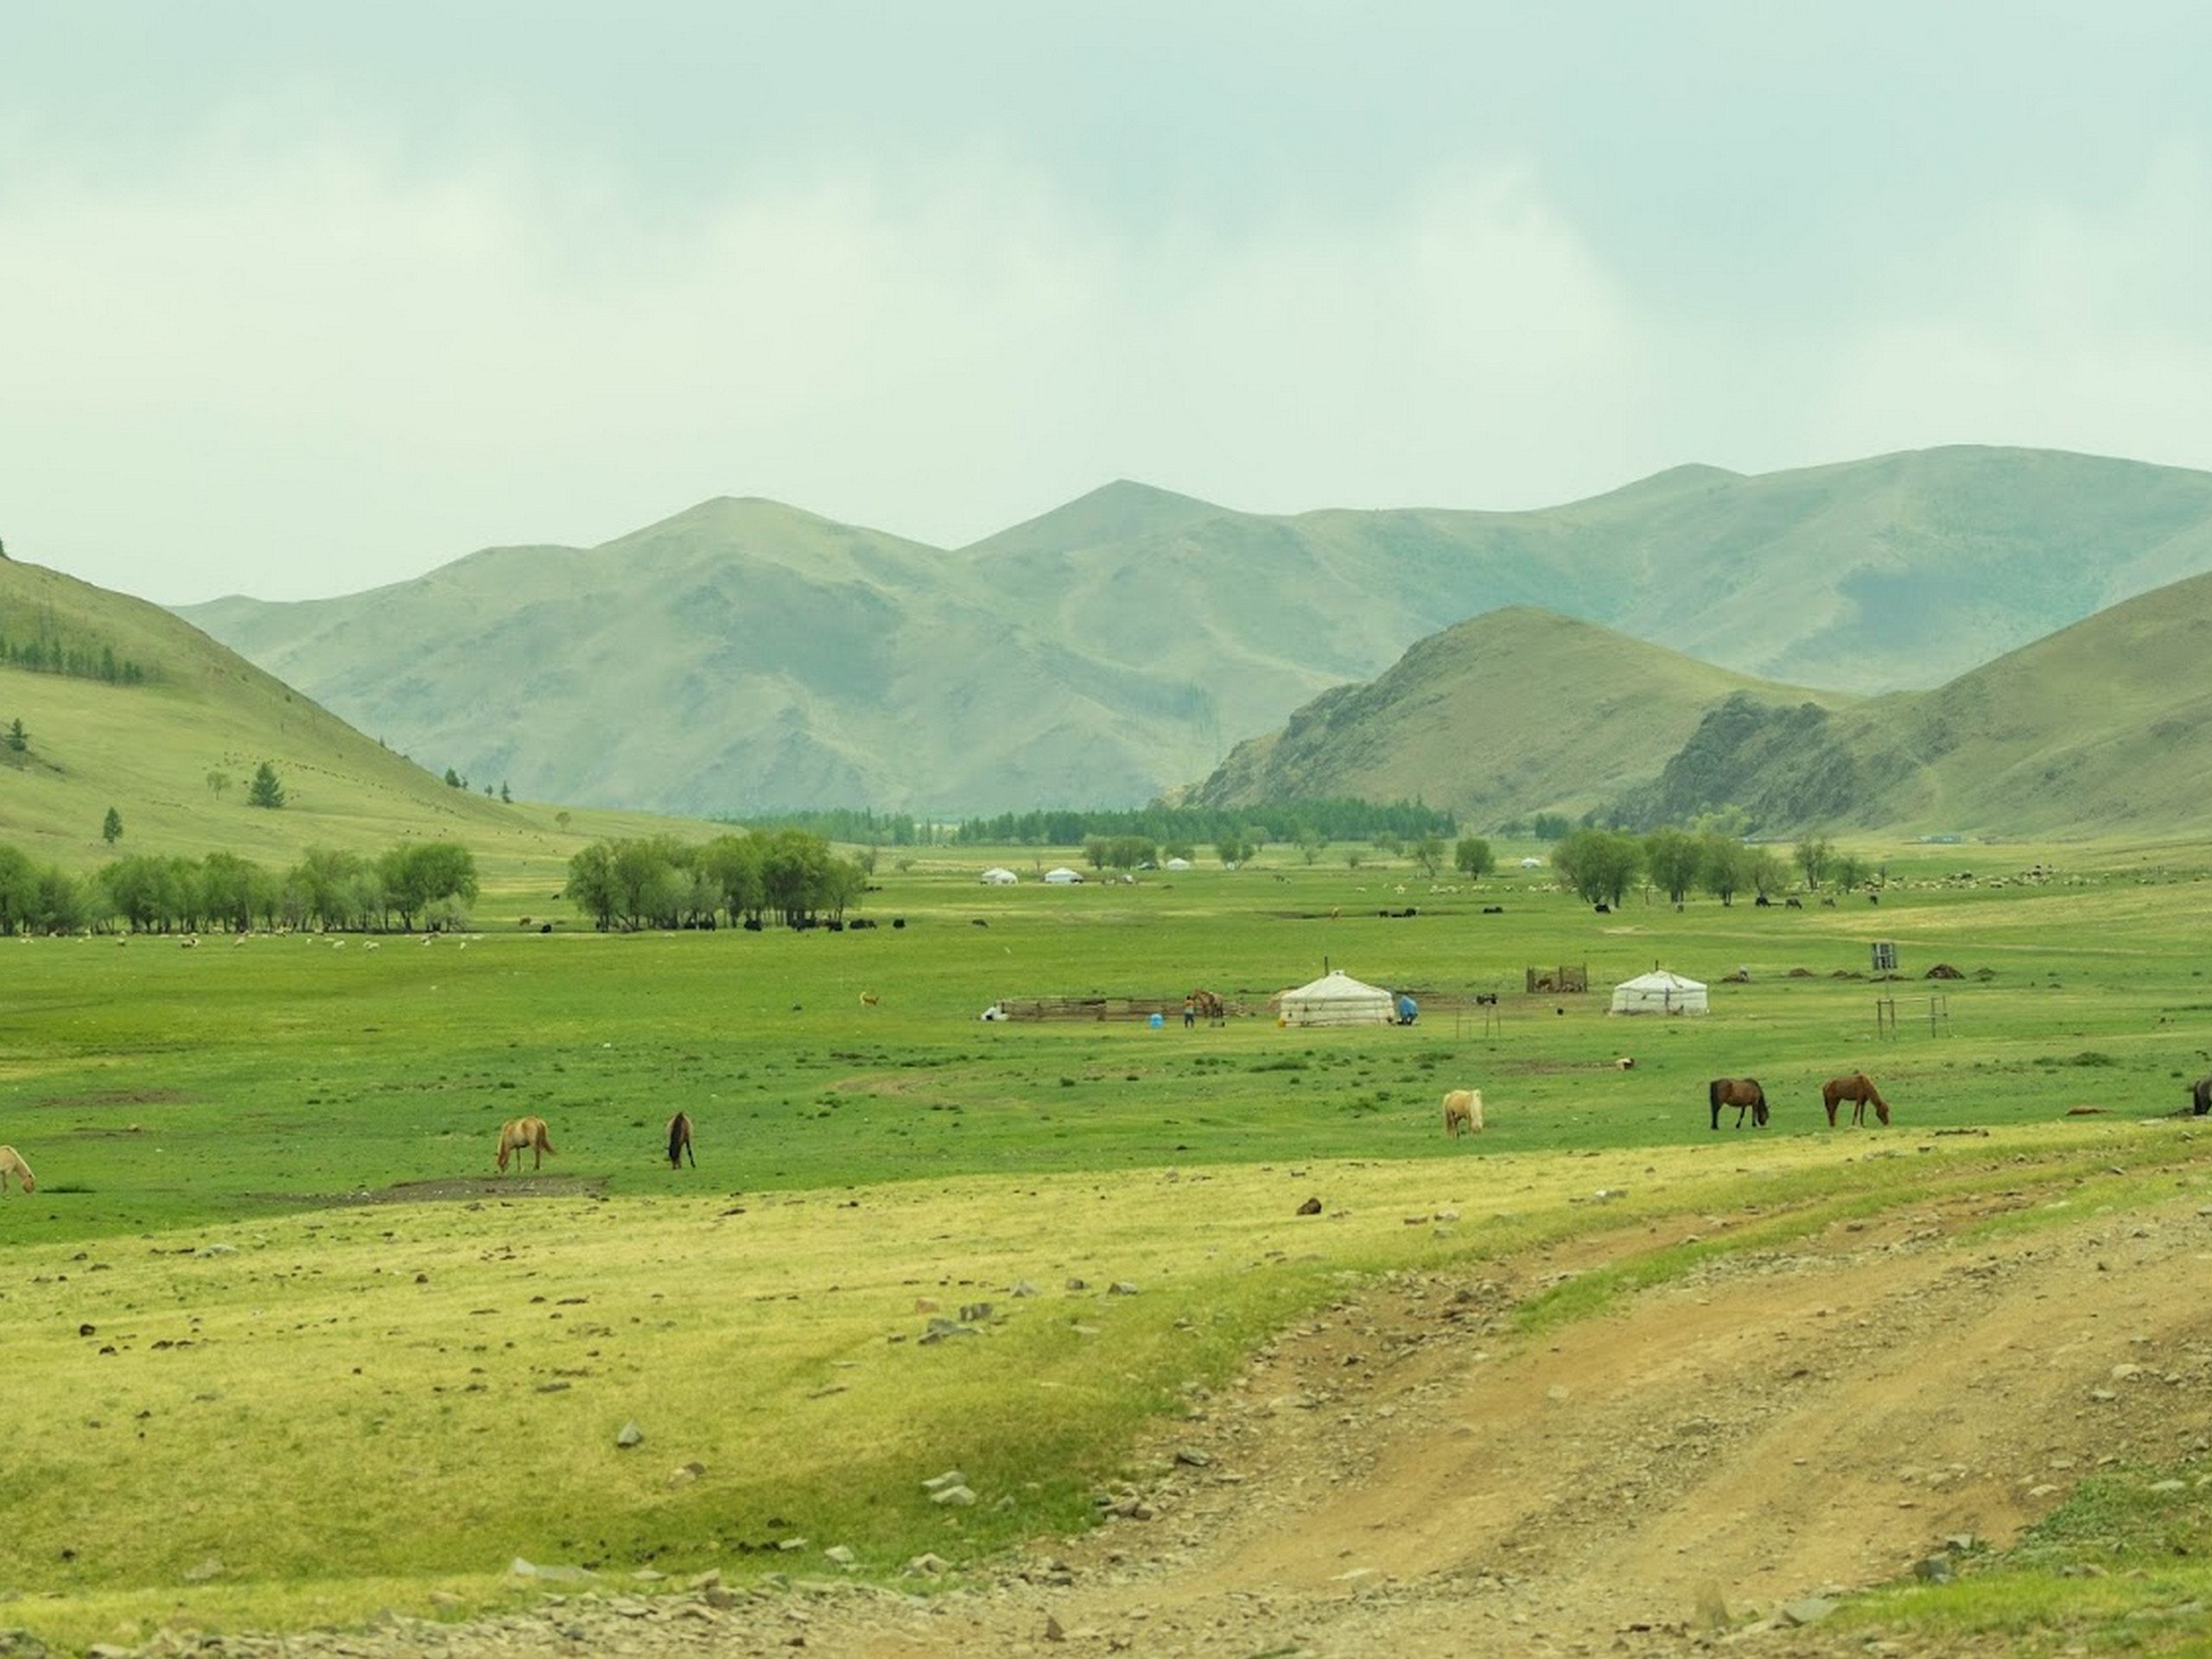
173, 446, 2212, 823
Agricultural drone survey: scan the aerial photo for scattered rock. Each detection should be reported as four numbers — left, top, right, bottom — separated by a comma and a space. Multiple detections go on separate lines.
1297, 1196, 1323, 1216
615, 1421, 644, 1448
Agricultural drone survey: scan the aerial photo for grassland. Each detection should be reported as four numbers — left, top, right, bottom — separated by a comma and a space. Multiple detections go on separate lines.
4, 839, 2212, 1652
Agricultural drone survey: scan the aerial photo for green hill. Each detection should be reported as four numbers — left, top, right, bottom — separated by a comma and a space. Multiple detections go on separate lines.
175, 447, 2212, 817
1198, 567, 2212, 839
1181, 608, 1856, 825
0, 558, 683, 881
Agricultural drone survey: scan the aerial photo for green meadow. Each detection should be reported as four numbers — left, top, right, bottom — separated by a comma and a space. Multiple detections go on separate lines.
5, 837, 2212, 1652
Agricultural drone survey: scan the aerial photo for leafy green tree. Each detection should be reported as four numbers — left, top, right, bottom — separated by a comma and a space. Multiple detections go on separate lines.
1552, 828, 1643, 907
1531, 812, 1572, 842
1794, 836, 1834, 891
1453, 836, 1494, 880
290, 847, 370, 930
198, 852, 268, 933
206, 768, 232, 800
443, 767, 463, 789
246, 760, 286, 810
101, 806, 123, 846
378, 842, 480, 931
1642, 828, 1700, 904
565, 842, 618, 930
1411, 834, 1447, 878
1216, 836, 1256, 868
1747, 847, 1789, 900
1697, 833, 1749, 906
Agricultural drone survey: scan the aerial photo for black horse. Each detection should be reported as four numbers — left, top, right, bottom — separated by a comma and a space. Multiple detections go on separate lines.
2191, 1077, 2212, 1117
1708, 1077, 1770, 1130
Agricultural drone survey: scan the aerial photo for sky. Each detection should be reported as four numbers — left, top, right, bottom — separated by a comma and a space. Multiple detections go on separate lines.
3, 2, 2210, 605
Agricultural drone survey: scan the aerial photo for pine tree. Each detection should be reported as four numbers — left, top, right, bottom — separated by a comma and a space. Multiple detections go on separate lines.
247, 760, 286, 809
102, 806, 124, 845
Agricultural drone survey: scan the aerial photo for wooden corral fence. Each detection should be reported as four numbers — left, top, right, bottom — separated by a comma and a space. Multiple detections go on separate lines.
991, 995, 1250, 1022
1525, 964, 1589, 994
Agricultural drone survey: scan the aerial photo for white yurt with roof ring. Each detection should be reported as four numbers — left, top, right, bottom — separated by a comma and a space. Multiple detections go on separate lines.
1276, 968, 1396, 1027
1608, 968, 1708, 1015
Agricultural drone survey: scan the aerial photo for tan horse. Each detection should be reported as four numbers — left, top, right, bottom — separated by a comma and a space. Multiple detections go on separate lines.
0, 1145, 35, 1194
495, 1116, 555, 1173
1822, 1072, 1891, 1127
665, 1110, 695, 1169
1442, 1089, 1484, 1137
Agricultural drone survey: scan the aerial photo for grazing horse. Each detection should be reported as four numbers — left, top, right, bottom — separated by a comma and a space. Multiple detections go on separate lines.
1187, 988, 1226, 1025
1708, 1077, 1769, 1130
495, 1116, 555, 1173
1442, 1089, 1484, 1137
1822, 1072, 1891, 1127
665, 1110, 696, 1169
0, 1145, 35, 1194
2190, 1076, 2212, 1117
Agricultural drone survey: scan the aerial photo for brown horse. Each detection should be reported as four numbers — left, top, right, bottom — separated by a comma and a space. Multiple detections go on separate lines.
1822, 1072, 1891, 1127
1187, 988, 1225, 1025
1708, 1077, 1769, 1130
2190, 1076, 2212, 1117
666, 1110, 695, 1169
0, 1145, 35, 1194
495, 1116, 555, 1173
1441, 1089, 1484, 1137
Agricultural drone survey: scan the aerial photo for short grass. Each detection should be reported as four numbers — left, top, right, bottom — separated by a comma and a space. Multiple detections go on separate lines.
7, 835, 2212, 1650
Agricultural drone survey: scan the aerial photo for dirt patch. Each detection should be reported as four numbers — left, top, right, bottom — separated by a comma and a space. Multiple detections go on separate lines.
308, 1175, 611, 1205
35, 1088, 191, 1108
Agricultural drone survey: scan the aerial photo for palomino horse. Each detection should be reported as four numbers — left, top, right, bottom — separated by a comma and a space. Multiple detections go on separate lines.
1822, 1072, 1891, 1127
1708, 1077, 1769, 1130
495, 1116, 555, 1173
1442, 1089, 1484, 1137
0, 1145, 35, 1194
665, 1110, 696, 1169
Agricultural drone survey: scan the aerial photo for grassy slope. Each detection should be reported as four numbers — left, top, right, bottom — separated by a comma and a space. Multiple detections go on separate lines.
1187, 607, 1854, 823
176, 448, 2212, 817
0, 557, 710, 881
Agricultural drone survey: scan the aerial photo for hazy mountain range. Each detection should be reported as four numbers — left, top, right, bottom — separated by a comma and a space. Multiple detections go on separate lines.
175, 445, 2212, 819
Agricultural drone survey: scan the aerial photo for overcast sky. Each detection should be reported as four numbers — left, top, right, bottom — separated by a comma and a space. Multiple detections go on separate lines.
4, 2, 2209, 604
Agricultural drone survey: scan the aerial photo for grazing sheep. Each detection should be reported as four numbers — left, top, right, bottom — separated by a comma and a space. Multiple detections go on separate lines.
1442, 1088, 1484, 1137
0, 1146, 35, 1194
859, 992, 880, 1007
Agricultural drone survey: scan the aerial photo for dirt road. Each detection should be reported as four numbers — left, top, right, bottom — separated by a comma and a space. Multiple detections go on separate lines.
89, 1183, 2212, 1658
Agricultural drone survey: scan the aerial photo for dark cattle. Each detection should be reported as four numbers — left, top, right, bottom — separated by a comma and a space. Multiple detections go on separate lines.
1593, 903, 1611, 915
1868, 892, 1880, 906
1785, 898, 1803, 910
971, 918, 989, 928
827, 919, 844, 931
1472, 993, 1498, 1007
538, 922, 552, 933
1482, 906, 1504, 915
892, 917, 906, 929
1821, 897, 1837, 908
742, 917, 764, 931
1754, 894, 1771, 908
2191, 1076, 2212, 1116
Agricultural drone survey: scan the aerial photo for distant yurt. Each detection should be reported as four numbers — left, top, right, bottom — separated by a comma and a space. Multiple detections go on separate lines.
1163, 856, 1192, 871
1608, 969, 1708, 1015
980, 867, 1019, 886
1043, 866, 1084, 885
1277, 969, 1395, 1027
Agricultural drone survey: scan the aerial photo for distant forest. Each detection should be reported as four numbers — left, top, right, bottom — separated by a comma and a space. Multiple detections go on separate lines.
0, 619, 149, 685
741, 798, 1456, 849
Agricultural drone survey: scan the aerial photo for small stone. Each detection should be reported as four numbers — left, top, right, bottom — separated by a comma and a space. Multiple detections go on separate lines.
923, 1469, 967, 1491
931, 1484, 977, 1507
905, 1553, 950, 1577
1782, 1595, 1840, 1622
616, 1421, 645, 1447
823, 1546, 856, 1567
1296, 1197, 1322, 1216
1108, 1281, 1139, 1296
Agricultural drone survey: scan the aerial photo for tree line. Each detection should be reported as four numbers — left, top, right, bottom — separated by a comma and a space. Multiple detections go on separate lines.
1547, 827, 1878, 908
0, 840, 480, 937
563, 828, 868, 931
953, 798, 1455, 850
0, 626, 149, 684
